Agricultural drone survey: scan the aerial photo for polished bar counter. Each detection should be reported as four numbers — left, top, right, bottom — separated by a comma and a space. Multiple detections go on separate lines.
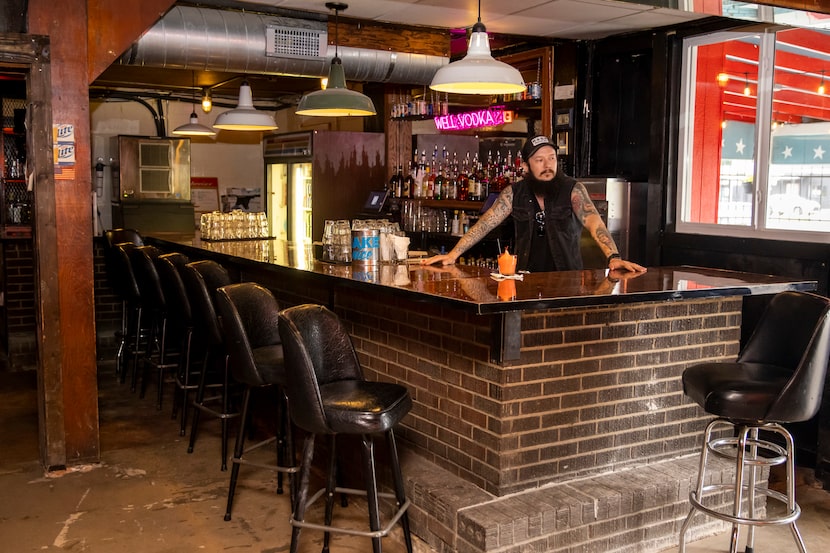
148, 235, 815, 553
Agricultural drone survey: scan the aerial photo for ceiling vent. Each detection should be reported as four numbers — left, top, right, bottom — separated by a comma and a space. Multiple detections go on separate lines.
266, 25, 327, 59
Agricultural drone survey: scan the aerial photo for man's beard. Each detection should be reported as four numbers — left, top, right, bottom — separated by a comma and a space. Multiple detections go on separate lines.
525, 168, 557, 196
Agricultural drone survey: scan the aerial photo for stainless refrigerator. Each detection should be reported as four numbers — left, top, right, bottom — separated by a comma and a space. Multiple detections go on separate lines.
264, 131, 386, 244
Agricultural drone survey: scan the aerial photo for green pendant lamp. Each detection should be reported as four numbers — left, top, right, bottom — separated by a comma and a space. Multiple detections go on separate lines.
295, 3, 377, 117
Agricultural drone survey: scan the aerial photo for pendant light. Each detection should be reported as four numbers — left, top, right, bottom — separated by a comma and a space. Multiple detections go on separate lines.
172, 71, 217, 137
429, 0, 525, 95
201, 88, 213, 113
213, 80, 279, 131
295, 3, 377, 117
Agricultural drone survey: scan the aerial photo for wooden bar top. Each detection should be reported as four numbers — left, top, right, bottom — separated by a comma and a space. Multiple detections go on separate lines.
147, 234, 817, 315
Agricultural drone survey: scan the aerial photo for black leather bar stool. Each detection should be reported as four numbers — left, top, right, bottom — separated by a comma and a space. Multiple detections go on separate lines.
679, 290, 830, 553
103, 229, 143, 379
154, 252, 198, 432
278, 303, 413, 553
126, 245, 180, 404
109, 241, 145, 383
215, 282, 297, 521
180, 260, 238, 469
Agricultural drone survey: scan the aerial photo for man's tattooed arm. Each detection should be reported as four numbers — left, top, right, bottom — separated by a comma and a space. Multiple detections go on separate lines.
571, 182, 618, 258
421, 187, 513, 265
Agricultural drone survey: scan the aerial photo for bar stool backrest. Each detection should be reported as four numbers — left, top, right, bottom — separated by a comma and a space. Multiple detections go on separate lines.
127, 245, 166, 312
104, 228, 143, 249
215, 282, 282, 387
738, 291, 830, 422
180, 260, 231, 348
155, 253, 192, 328
278, 304, 364, 435
112, 243, 141, 302
103, 229, 143, 295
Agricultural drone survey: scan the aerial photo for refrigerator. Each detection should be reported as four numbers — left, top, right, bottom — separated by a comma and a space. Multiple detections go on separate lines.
112, 135, 195, 234
264, 131, 386, 245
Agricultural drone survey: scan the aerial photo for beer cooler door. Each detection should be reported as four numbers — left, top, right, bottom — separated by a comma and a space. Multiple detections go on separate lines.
266, 161, 312, 244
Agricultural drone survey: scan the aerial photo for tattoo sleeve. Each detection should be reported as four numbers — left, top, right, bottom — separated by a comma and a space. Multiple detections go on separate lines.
449, 187, 513, 258
572, 182, 619, 258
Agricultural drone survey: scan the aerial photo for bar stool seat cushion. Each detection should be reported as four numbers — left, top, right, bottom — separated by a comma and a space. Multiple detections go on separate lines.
682, 362, 793, 422
320, 380, 412, 434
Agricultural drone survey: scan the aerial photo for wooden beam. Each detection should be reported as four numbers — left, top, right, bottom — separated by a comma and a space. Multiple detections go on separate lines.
334, 18, 449, 58
29, 0, 100, 467
0, 33, 64, 469
86, 0, 176, 83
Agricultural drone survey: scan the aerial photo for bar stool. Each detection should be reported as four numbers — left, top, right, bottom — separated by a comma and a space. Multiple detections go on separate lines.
278, 303, 413, 553
215, 282, 297, 521
154, 252, 198, 432
126, 245, 180, 404
103, 229, 143, 380
679, 290, 830, 553
108, 242, 144, 383
180, 260, 238, 469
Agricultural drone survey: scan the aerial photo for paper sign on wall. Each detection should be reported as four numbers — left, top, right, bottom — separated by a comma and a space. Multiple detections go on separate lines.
53, 123, 76, 180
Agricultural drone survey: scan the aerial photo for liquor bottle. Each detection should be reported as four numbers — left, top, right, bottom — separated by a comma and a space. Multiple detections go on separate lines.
514, 150, 524, 181
434, 159, 444, 201
457, 155, 469, 201
426, 146, 437, 199
412, 151, 424, 198
425, 163, 434, 199
478, 158, 490, 200
468, 153, 479, 201
451, 210, 460, 235
389, 165, 403, 198
403, 160, 413, 198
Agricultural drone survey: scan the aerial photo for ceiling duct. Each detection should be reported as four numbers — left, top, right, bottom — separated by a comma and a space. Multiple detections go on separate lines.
118, 5, 447, 86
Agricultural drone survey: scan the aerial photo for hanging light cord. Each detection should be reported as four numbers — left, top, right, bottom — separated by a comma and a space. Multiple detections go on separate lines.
325, 2, 347, 62
473, 0, 485, 32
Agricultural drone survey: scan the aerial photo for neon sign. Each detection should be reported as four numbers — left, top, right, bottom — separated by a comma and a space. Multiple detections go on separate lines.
434, 108, 513, 131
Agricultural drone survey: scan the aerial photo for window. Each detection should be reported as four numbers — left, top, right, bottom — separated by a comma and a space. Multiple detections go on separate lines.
677, 27, 830, 242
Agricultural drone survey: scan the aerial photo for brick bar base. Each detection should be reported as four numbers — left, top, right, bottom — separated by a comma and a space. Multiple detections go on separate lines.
401, 451, 744, 553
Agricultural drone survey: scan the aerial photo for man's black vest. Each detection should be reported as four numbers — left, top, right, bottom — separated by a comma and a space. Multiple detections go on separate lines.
511, 174, 583, 271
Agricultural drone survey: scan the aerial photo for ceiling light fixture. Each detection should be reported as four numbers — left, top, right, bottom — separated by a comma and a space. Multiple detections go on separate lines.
213, 80, 279, 131
201, 88, 213, 113
716, 72, 729, 86
819, 70, 826, 95
295, 3, 377, 117
743, 72, 751, 96
172, 71, 217, 137
429, 0, 525, 95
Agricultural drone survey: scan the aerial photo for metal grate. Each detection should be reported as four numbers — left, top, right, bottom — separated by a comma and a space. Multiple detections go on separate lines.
266, 25, 327, 58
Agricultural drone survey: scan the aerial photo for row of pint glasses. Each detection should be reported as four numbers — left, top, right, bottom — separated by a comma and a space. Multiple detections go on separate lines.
401, 199, 450, 233
321, 219, 409, 264
200, 210, 269, 240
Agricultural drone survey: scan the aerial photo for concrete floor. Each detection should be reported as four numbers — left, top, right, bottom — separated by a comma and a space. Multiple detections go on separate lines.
1, 365, 830, 553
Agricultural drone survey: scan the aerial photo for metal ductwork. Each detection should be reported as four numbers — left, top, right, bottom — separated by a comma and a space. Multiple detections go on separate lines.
118, 5, 447, 86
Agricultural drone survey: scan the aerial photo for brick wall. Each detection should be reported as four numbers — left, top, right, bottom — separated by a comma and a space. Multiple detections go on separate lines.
93, 237, 122, 354
338, 286, 742, 497
2, 239, 36, 368
3, 239, 35, 333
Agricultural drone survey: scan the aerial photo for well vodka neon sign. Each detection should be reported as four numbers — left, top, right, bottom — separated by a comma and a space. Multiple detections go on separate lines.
434, 108, 512, 131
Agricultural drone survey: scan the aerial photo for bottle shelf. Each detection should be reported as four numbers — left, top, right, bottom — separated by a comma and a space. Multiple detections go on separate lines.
390, 198, 484, 211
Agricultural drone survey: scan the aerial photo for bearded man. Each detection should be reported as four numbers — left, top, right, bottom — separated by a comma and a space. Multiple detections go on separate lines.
422, 134, 646, 273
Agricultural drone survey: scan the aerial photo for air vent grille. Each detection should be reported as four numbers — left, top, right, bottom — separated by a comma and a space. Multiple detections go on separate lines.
266, 25, 327, 58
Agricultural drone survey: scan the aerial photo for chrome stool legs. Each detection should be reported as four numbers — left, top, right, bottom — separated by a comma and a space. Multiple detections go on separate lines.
679, 418, 807, 553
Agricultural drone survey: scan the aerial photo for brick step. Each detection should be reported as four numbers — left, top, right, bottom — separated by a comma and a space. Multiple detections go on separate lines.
402, 453, 740, 553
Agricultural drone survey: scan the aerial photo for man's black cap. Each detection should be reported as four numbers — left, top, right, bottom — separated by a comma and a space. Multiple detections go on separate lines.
521, 135, 557, 161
